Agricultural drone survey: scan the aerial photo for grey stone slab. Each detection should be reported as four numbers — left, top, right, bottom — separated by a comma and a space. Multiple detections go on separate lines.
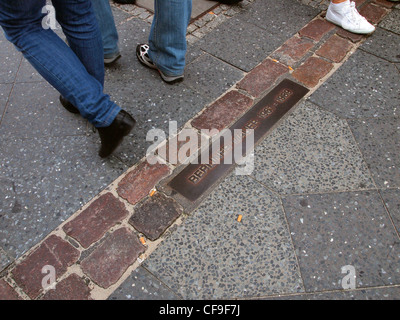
379, 9, 400, 35
267, 286, 400, 300
0, 135, 128, 259
239, 0, 320, 37
108, 266, 180, 300
298, 0, 329, 10
104, 80, 210, 166
14, 58, 43, 83
282, 190, 400, 292
111, 5, 132, 26
348, 117, 400, 189
309, 50, 400, 119
0, 82, 87, 139
0, 247, 12, 272
0, 84, 12, 122
380, 188, 400, 234
186, 44, 204, 66
0, 28, 21, 84
198, 17, 285, 72
144, 173, 304, 300
184, 53, 244, 97
251, 101, 374, 195
361, 27, 400, 63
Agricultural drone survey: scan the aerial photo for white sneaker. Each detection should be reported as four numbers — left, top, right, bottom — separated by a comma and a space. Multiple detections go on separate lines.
326, 1, 375, 34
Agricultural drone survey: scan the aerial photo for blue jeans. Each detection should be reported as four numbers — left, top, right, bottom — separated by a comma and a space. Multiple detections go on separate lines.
0, 0, 121, 128
148, 0, 192, 76
91, 0, 119, 58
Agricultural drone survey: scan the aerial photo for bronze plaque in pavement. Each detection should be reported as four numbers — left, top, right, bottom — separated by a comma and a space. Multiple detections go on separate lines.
168, 79, 309, 202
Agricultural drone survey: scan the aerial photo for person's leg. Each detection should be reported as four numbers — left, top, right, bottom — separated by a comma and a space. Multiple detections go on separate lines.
0, 0, 135, 157
327, 0, 375, 34
0, 0, 120, 127
148, 0, 192, 77
90, 0, 120, 63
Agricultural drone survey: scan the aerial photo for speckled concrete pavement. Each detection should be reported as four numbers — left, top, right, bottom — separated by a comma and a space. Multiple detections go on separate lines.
0, 0, 399, 301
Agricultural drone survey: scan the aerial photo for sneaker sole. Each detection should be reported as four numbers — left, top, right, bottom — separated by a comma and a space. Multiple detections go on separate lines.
104, 53, 122, 65
136, 49, 184, 84
325, 15, 375, 35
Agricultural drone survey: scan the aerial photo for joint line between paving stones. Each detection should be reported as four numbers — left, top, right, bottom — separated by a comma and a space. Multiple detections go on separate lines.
377, 190, 400, 241
0, 56, 23, 128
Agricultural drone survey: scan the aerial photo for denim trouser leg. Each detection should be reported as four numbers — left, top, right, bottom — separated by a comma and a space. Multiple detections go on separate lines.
148, 0, 192, 76
91, 0, 119, 57
0, 0, 120, 128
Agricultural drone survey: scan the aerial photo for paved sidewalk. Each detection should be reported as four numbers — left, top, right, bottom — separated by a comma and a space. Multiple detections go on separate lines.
0, 0, 399, 301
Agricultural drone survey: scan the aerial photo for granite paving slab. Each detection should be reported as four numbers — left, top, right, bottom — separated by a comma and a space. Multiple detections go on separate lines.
0, 82, 87, 139
348, 117, 400, 189
360, 27, 400, 63
309, 50, 400, 119
282, 190, 400, 292
144, 173, 304, 300
251, 101, 374, 195
0, 248, 11, 272
0, 29, 21, 84
0, 135, 128, 261
15, 59, 44, 84
108, 266, 180, 300
0, 84, 12, 123
380, 188, 400, 234
267, 286, 400, 300
239, 0, 320, 37
197, 17, 286, 72
379, 8, 400, 34
184, 53, 244, 97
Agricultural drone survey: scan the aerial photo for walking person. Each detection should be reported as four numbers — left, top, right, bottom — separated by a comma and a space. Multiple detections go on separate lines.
326, 0, 376, 34
0, 0, 136, 158
91, 0, 121, 65
136, 0, 192, 84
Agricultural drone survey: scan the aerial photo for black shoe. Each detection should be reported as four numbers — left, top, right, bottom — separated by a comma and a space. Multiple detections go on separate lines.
97, 110, 136, 158
59, 95, 79, 114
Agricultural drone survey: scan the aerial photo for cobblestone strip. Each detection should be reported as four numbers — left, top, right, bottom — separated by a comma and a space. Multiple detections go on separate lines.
0, 0, 392, 300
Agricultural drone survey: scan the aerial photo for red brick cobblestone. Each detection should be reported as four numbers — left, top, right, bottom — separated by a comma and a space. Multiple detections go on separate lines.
316, 34, 353, 63
272, 36, 315, 66
129, 193, 184, 241
373, 0, 395, 8
63, 193, 129, 249
0, 279, 21, 300
336, 28, 365, 43
237, 59, 289, 97
41, 274, 91, 300
117, 161, 170, 205
359, 3, 388, 24
80, 227, 145, 289
292, 56, 334, 88
11, 235, 80, 299
299, 19, 336, 42
191, 90, 254, 132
